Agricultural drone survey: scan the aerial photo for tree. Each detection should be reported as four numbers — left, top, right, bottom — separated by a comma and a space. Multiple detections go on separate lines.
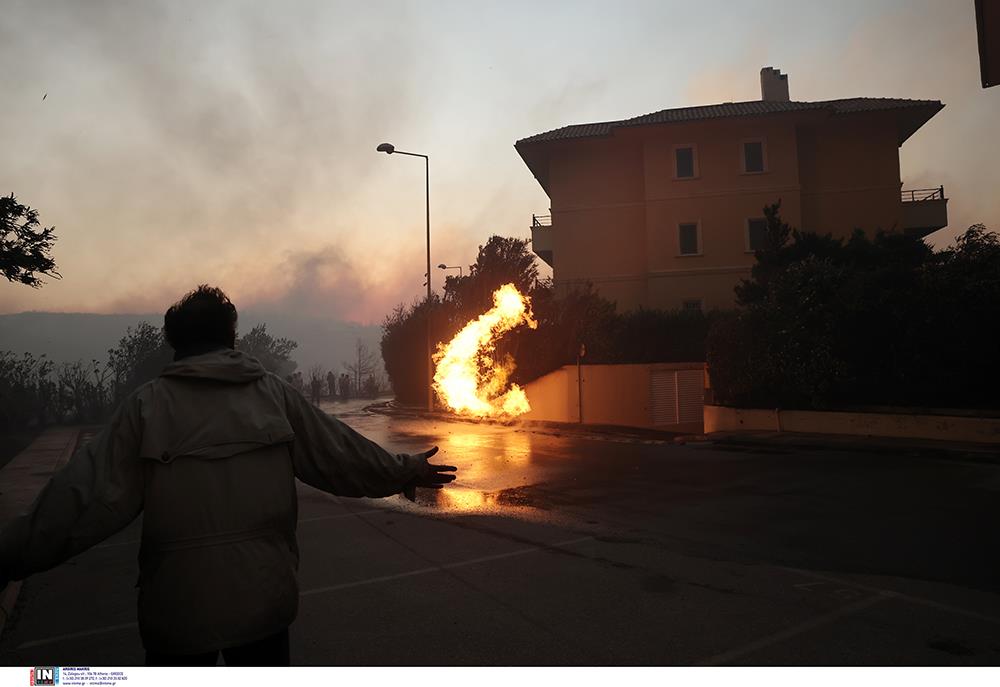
1, 194, 59, 287
56, 359, 111, 423
0, 352, 56, 429
236, 324, 298, 376
107, 322, 172, 404
381, 295, 455, 404
343, 339, 378, 397
442, 235, 539, 316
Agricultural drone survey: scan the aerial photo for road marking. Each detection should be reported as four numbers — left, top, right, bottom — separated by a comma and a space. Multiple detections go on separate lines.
93, 510, 387, 549
299, 509, 383, 523
782, 566, 1000, 627
792, 581, 861, 599
18, 622, 138, 649
697, 595, 887, 666
16, 536, 592, 649
300, 536, 593, 598
92, 539, 140, 549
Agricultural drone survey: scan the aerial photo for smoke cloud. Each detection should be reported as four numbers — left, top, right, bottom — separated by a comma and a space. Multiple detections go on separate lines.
0, 0, 996, 325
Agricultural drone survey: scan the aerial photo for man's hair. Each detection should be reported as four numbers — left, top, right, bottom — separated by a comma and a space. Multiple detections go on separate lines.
163, 285, 238, 353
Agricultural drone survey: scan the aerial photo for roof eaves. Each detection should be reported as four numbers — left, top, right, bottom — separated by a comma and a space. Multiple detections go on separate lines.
515, 97, 945, 146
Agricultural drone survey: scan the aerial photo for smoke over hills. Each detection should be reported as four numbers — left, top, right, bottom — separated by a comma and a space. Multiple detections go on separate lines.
0, 310, 382, 376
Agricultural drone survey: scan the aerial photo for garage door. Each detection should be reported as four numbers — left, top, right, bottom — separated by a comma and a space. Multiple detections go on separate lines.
650, 368, 704, 426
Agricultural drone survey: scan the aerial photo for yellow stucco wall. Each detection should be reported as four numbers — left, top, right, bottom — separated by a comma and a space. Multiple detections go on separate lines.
704, 405, 1000, 444
523, 363, 704, 432
797, 113, 903, 236
540, 111, 905, 312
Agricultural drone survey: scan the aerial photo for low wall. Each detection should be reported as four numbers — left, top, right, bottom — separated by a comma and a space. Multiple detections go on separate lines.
523, 363, 704, 432
704, 405, 1000, 444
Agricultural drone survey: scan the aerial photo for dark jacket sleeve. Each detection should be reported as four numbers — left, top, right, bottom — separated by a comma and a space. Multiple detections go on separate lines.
0, 398, 144, 584
277, 378, 425, 498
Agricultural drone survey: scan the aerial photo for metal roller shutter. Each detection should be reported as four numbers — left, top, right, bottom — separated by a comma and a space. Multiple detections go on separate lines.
677, 369, 704, 424
650, 369, 678, 425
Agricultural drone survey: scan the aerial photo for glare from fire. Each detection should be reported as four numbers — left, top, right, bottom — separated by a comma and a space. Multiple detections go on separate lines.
432, 283, 537, 418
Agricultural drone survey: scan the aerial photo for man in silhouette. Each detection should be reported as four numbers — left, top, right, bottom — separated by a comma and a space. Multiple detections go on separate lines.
0, 285, 456, 666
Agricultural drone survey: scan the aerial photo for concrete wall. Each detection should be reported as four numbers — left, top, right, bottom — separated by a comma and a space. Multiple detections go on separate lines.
523, 362, 704, 433
704, 405, 1000, 444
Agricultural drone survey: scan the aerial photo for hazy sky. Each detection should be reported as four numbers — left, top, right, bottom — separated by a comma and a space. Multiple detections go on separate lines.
1, 0, 996, 324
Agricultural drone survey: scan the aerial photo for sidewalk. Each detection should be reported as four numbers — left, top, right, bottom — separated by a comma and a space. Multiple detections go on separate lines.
0, 426, 82, 638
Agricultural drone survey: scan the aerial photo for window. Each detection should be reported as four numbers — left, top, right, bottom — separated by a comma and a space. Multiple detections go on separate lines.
746, 217, 768, 252
674, 145, 696, 178
678, 222, 700, 255
682, 299, 703, 312
741, 140, 766, 173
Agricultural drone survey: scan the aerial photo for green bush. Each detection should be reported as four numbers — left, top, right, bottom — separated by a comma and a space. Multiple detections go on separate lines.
707, 204, 1000, 410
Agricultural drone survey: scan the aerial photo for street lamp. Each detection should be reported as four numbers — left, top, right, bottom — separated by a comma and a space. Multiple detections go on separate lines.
437, 263, 463, 278
377, 142, 433, 412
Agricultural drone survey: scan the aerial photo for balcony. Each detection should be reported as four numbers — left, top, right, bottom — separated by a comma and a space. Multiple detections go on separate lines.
901, 186, 948, 238
531, 214, 553, 267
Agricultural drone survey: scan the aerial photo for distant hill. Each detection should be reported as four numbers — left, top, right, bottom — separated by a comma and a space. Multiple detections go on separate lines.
0, 310, 383, 375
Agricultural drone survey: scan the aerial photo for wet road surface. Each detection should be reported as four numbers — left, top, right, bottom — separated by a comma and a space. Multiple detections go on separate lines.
2, 401, 1000, 665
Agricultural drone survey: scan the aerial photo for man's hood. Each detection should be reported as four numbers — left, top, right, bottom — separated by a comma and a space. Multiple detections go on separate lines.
160, 349, 268, 384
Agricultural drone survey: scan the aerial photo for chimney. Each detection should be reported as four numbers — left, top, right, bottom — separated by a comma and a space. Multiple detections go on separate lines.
760, 67, 789, 102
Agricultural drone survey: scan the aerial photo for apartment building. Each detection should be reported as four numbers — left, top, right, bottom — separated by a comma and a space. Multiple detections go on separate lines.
516, 68, 947, 311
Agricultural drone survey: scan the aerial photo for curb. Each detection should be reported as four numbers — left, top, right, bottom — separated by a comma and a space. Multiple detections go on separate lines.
364, 401, 688, 443
368, 401, 1000, 461
0, 427, 83, 641
709, 432, 1000, 464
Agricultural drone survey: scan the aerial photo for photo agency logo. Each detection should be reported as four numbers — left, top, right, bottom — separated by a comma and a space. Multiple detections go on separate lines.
29, 666, 59, 685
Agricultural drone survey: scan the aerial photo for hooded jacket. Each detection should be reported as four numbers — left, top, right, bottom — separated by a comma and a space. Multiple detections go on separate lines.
0, 349, 425, 654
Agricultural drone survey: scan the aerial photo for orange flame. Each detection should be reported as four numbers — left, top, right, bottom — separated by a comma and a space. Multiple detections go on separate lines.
432, 283, 537, 418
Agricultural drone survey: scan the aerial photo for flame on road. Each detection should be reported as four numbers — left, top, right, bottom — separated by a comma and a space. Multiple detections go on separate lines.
432, 283, 537, 418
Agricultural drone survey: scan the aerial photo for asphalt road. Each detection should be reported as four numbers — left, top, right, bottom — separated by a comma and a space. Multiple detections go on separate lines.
2, 400, 999, 665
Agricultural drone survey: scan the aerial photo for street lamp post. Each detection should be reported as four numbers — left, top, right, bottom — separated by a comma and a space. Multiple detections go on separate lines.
437, 263, 463, 278
377, 142, 433, 412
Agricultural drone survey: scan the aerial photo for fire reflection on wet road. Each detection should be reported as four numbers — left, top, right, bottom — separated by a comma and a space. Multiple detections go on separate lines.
328, 402, 567, 517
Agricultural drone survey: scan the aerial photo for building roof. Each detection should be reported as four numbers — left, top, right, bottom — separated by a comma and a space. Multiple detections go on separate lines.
515, 97, 943, 146
515, 96, 944, 195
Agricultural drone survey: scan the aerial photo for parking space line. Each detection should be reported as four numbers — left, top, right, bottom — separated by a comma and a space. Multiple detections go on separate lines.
299, 509, 383, 523
93, 510, 387, 550
18, 622, 138, 649
300, 536, 593, 598
697, 594, 887, 666
781, 566, 1000, 627
16, 536, 592, 650
92, 539, 140, 550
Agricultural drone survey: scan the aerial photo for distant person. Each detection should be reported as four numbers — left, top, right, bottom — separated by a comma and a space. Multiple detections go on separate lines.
326, 371, 337, 401
0, 285, 456, 666
309, 375, 322, 405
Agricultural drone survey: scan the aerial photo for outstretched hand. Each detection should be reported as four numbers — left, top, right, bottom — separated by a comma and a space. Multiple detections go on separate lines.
403, 446, 457, 502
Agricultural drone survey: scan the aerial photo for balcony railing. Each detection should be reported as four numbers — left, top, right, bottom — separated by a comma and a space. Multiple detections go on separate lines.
902, 186, 945, 203
901, 186, 948, 238
530, 214, 553, 267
